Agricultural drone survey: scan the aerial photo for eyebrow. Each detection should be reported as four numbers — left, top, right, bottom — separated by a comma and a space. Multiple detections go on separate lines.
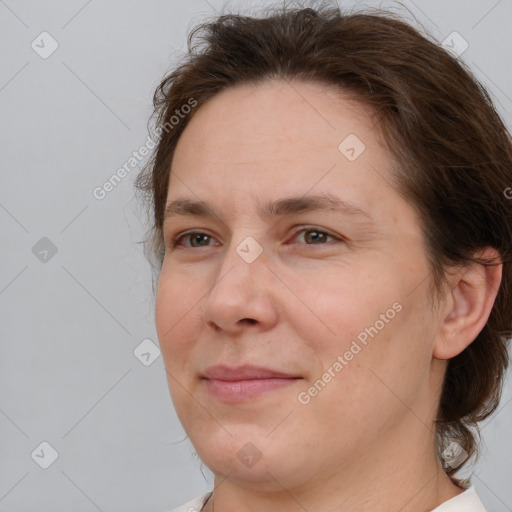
163, 193, 373, 224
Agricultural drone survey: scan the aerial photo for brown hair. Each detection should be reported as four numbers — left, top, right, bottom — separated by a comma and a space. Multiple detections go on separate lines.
135, 2, 512, 477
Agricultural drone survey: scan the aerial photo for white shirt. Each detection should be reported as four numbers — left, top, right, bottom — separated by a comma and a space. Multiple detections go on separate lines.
167, 483, 487, 512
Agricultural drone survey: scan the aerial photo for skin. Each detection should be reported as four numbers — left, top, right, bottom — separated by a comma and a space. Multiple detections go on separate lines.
155, 79, 501, 511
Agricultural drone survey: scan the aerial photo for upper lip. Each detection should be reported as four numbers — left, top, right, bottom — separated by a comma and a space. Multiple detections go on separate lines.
202, 364, 300, 381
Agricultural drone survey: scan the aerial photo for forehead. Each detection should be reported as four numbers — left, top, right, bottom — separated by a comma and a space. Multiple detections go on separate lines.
163, 80, 427, 257
170, 80, 386, 184
165, 79, 416, 233
173, 79, 374, 166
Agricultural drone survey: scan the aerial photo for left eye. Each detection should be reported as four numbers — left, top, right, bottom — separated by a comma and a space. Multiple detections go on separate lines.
290, 227, 338, 245
171, 227, 339, 249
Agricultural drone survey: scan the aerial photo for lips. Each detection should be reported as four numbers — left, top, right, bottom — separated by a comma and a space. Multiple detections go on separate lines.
202, 364, 298, 380
201, 364, 301, 401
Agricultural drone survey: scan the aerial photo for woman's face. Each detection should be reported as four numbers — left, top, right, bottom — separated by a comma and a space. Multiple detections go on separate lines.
155, 79, 445, 491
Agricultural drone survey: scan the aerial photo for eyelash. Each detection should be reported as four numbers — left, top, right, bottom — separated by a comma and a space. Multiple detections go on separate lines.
169, 226, 343, 249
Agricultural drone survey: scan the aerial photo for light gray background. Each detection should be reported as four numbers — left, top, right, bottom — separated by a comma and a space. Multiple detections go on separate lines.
1, 0, 511, 511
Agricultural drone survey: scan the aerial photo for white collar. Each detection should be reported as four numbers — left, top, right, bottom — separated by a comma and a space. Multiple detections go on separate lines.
170, 484, 487, 512
430, 484, 487, 511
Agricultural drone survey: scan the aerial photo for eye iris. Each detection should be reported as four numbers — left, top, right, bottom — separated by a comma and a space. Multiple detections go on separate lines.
305, 230, 327, 244
190, 234, 210, 247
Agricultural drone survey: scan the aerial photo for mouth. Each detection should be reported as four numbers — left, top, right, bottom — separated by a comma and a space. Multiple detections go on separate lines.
201, 364, 302, 402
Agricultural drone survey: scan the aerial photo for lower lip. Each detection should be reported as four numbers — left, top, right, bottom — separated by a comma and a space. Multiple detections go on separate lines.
203, 377, 299, 401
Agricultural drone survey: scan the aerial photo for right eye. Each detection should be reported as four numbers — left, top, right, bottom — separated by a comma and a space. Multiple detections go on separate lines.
170, 231, 220, 249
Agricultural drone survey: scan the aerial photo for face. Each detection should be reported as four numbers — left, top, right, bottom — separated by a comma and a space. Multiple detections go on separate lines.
155, 79, 444, 492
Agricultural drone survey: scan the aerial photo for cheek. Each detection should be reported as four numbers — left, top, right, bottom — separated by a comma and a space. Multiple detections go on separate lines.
155, 268, 202, 368
295, 311, 431, 447
290, 260, 432, 392
284, 262, 402, 351
155, 275, 205, 426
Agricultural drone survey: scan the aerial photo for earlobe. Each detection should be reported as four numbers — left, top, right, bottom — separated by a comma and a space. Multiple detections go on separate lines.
433, 248, 502, 360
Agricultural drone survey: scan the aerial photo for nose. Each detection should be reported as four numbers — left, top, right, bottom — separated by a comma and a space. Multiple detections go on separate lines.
201, 236, 279, 335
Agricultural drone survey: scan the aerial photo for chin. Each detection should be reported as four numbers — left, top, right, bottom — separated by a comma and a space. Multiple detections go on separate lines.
190, 427, 281, 480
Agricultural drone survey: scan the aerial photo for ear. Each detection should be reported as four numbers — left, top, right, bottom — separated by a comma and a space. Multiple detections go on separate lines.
433, 248, 502, 360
